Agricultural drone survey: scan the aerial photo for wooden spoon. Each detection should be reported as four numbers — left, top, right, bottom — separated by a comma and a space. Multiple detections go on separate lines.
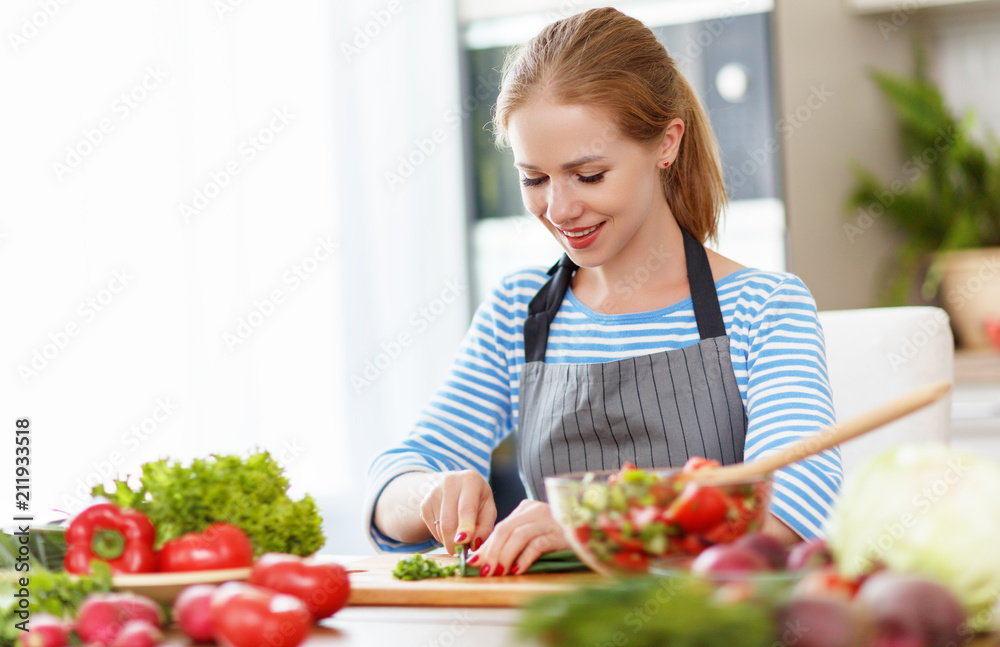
691, 379, 952, 485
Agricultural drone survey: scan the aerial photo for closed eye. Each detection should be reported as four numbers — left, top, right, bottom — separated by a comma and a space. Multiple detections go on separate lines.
520, 172, 605, 187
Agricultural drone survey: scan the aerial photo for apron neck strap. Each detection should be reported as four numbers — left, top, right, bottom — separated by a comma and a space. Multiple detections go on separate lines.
524, 255, 578, 363
523, 228, 726, 362
682, 228, 727, 340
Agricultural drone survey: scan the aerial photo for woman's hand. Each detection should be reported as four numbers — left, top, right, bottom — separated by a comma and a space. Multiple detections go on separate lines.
373, 470, 497, 555
420, 470, 497, 555
467, 500, 569, 576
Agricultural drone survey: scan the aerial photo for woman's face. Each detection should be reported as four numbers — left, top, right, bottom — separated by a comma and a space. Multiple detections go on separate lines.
507, 99, 672, 270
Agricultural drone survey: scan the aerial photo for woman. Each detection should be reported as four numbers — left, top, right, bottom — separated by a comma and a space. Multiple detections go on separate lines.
365, 7, 841, 576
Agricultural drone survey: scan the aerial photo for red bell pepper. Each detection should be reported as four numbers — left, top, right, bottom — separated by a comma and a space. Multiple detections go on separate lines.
249, 553, 351, 620
65, 503, 157, 575
158, 523, 254, 572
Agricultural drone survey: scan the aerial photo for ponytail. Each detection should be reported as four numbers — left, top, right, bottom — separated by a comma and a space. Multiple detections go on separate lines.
662, 75, 727, 243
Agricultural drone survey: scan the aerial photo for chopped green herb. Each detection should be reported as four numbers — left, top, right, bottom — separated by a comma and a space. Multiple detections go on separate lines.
392, 554, 460, 580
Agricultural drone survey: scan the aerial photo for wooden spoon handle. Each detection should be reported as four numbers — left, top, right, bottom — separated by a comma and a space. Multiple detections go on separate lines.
695, 380, 952, 484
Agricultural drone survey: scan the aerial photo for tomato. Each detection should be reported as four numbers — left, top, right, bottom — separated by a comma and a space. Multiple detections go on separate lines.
646, 482, 680, 507
603, 527, 644, 552
681, 457, 721, 473
701, 520, 740, 545
673, 534, 707, 555
249, 553, 351, 620
210, 582, 312, 647
158, 523, 254, 572
665, 482, 730, 534
574, 526, 592, 544
610, 550, 648, 572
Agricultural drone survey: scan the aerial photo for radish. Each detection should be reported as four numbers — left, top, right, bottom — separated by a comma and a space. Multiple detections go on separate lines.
173, 584, 217, 642
75, 592, 162, 647
18, 614, 68, 647
855, 572, 967, 647
110, 620, 163, 647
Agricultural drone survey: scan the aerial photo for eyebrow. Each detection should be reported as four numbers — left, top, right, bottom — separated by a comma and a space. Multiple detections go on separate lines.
513, 155, 606, 172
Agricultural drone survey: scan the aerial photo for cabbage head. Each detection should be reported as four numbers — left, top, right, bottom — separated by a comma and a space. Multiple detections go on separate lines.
827, 443, 1000, 631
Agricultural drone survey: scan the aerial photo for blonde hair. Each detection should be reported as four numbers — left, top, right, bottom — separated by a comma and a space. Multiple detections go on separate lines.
492, 7, 726, 243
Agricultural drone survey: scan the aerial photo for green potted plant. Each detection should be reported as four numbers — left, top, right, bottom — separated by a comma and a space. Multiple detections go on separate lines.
846, 50, 1000, 350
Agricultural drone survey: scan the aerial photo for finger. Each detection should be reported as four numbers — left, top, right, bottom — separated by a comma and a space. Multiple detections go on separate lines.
505, 524, 568, 576
456, 481, 494, 549
471, 493, 497, 552
476, 501, 568, 576
436, 476, 464, 555
471, 505, 524, 576
419, 496, 443, 545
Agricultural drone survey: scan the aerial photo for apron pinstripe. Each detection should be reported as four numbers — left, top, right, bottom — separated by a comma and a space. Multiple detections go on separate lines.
517, 228, 748, 500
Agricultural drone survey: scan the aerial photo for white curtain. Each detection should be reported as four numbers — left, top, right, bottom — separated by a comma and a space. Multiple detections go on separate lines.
331, 0, 470, 551
0, 0, 467, 554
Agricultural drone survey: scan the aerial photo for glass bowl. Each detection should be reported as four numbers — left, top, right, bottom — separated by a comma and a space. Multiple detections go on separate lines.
545, 465, 773, 577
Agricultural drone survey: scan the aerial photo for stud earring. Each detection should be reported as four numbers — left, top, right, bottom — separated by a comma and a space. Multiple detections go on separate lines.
663, 161, 670, 167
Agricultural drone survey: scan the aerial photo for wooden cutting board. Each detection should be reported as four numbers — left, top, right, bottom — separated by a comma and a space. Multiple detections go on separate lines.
345, 553, 604, 607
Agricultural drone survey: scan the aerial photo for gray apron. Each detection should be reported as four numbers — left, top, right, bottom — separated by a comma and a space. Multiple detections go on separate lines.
517, 228, 748, 500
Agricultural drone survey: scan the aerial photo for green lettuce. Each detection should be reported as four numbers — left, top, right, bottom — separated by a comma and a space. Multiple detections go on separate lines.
96, 451, 325, 557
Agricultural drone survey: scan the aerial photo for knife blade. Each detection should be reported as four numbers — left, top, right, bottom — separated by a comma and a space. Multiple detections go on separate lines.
459, 544, 469, 576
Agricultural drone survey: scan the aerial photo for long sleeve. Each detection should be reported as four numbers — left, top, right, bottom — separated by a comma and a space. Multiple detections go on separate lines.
739, 276, 843, 539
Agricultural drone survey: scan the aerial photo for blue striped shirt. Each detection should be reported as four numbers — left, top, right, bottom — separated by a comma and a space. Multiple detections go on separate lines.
366, 266, 843, 552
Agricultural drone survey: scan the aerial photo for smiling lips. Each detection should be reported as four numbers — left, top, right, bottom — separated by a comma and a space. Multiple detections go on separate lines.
559, 222, 604, 249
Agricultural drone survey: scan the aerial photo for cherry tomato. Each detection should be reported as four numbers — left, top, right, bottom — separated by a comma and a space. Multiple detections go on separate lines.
249, 553, 351, 620
610, 550, 649, 572
665, 482, 731, 534
210, 582, 312, 647
159, 523, 253, 573
681, 457, 721, 473
603, 527, 645, 552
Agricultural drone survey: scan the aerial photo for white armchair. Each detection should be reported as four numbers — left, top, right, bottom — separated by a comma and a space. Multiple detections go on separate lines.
818, 307, 954, 476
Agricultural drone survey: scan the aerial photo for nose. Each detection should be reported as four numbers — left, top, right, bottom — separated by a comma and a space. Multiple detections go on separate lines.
545, 180, 583, 227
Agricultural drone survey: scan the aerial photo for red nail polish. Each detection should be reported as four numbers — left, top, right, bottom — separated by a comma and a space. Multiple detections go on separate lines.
467, 554, 480, 565
455, 532, 468, 543
494, 564, 505, 576
510, 563, 520, 575
480, 564, 490, 577
473, 537, 483, 550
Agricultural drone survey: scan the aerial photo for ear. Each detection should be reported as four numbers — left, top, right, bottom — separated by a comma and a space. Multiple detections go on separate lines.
656, 118, 685, 166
